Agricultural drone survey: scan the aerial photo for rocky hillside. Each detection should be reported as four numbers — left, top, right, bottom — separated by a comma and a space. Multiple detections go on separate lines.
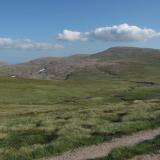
0, 47, 159, 80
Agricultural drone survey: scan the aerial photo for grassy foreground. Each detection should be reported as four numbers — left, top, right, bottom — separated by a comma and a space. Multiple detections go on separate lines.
93, 135, 160, 160
0, 77, 159, 160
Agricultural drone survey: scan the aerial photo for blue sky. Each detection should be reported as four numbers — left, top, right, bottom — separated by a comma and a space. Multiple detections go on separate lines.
0, 0, 160, 63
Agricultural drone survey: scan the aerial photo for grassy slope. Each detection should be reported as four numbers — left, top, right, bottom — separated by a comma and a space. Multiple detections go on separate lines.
0, 47, 160, 160
0, 75, 159, 160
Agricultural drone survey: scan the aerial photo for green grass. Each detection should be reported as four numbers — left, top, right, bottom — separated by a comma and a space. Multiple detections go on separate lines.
0, 77, 159, 160
92, 135, 160, 160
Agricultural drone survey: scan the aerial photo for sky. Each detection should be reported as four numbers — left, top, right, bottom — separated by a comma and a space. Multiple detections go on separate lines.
0, 0, 160, 63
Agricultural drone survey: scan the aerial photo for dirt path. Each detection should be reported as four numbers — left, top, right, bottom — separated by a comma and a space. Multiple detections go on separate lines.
130, 152, 160, 160
45, 128, 160, 160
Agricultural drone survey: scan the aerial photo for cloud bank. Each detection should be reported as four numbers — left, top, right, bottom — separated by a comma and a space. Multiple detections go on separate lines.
0, 38, 63, 50
57, 24, 160, 42
58, 30, 87, 41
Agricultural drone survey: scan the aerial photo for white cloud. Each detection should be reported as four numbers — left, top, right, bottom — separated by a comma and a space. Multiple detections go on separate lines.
57, 24, 160, 42
88, 24, 160, 41
0, 37, 63, 50
57, 29, 87, 41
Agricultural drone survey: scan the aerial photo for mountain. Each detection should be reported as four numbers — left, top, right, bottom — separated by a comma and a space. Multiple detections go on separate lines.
92, 47, 160, 59
0, 47, 159, 81
0, 61, 7, 66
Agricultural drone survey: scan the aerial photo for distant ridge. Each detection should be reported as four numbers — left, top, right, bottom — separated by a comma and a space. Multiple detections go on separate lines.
0, 47, 159, 80
0, 61, 7, 66
92, 46, 160, 58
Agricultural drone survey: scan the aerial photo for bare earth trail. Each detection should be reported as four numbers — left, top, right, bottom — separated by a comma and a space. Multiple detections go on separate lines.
45, 127, 160, 160
130, 152, 160, 160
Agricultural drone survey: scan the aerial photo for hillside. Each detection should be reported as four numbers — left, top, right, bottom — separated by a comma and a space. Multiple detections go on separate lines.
0, 73, 159, 160
91, 47, 160, 59
0, 47, 159, 160
0, 47, 159, 81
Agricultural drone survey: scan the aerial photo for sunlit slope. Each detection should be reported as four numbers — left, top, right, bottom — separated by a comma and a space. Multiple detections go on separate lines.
0, 47, 159, 81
